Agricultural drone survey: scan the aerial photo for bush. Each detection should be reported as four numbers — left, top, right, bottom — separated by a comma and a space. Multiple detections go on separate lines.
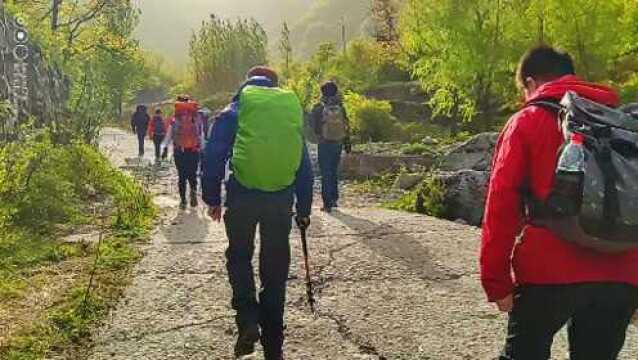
401, 143, 431, 155
344, 92, 399, 142
0, 131, 153, 234
387, 173, 447, 217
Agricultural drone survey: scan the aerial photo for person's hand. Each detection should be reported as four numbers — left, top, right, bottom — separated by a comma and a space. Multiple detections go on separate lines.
495, 293, 514, 313
208, 206, 222, 222
295, 216, 311, 230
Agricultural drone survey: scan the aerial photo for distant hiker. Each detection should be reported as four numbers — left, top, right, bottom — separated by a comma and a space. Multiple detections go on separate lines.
481, 45, 638, 360
202, 67, 313, 360
310, 81, 351, 212
131, 105, 150, 157
162, 98, 205, 210
148, 108, 168, 162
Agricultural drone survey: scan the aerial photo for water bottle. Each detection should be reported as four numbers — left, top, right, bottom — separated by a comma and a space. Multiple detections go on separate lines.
550, 133, 586, 216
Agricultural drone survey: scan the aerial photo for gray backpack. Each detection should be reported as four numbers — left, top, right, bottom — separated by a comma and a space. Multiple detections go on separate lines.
527, 91, 638, 253
321, 104, 347, 142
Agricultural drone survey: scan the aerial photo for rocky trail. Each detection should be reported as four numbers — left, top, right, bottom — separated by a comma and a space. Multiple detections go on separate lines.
91, 128, 638, 360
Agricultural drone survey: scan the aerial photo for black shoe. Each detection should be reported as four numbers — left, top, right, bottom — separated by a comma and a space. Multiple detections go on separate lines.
321, 206, 332, 213
190, 193, 198, 207
234, 324, 260, 358
179, 200, 187, 210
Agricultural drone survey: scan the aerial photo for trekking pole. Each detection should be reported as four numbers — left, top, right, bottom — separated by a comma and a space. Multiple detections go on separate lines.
296, 218, 316, 313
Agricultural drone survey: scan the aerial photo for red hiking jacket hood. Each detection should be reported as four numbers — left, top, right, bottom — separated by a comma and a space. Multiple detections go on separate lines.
480, 75, 638, 302
526, 75, 620, 106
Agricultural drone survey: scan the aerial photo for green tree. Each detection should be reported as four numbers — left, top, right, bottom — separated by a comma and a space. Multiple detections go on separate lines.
279, 22, 293, 80
400, 0, 638, 129
190, 15, 268, 95
5, 0, 146, 143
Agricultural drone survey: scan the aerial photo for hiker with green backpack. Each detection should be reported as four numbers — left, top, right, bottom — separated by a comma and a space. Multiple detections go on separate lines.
310, 81, 351, 212
202, 67, 313, 360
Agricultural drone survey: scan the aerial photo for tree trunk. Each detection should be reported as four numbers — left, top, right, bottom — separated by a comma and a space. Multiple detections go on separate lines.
51, 0, 62, 31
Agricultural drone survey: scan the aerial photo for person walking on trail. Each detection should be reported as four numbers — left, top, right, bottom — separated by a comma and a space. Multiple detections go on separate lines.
131, 105, 150, 157
162, 98, 205, 210
310, 81, 351, 213
202, 66, 313, 360
148, 108, 168, 163
481, 45, 638, 360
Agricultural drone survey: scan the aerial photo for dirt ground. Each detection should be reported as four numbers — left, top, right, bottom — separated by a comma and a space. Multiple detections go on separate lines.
90, 128, 638, 360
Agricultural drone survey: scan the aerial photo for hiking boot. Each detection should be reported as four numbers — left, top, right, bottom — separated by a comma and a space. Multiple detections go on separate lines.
190, 193, 198, 207
321, 206, 332, 213
234, 324, 260, 358
179, 200, 187, 210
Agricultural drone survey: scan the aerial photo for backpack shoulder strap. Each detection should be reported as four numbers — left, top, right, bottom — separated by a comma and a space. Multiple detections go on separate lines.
526, 99, 562, 113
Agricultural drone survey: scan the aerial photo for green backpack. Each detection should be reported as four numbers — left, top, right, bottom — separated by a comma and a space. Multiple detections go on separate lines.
232, 86, 304, 192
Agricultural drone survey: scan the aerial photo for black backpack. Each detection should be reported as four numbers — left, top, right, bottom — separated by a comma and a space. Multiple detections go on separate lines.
526, 91, 638, 253
153, 116, 166, 137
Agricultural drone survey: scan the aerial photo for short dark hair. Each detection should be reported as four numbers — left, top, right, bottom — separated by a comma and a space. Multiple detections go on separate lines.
321, 81, 338, 97
247, 66, 279, 86
516, 45, 575, 89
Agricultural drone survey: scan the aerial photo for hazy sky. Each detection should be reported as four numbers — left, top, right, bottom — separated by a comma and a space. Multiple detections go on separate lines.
133, 0, 312, 63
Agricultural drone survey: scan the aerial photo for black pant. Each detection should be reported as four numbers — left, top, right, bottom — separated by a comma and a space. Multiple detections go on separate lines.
224, 188, 294, 360
173, 149, 199, 202
153, 135, 166, 160
501, 283, 638, 360
136, 131, 146, 156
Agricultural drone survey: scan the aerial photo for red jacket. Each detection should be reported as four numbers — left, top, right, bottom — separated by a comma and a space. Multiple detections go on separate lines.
480, 75, 638, 302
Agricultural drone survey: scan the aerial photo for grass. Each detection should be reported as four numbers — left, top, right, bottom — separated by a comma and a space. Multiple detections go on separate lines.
0, 138, 156, 359
1, 236, 143, 360
348, 172, 398, 195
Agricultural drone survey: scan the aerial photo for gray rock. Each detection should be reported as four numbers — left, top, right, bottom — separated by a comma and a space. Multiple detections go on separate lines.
421, 136, 439, 146
0, 11, 68, 129
436, 170, 490, 226
393, 173, 425, 190
439, 132, 498, 172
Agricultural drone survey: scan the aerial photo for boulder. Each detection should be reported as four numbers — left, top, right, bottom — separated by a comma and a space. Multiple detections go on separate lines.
0, 11, 68, 130
393, 173, 425, 190
436, 170, 490, 226
438, 132, 498, 172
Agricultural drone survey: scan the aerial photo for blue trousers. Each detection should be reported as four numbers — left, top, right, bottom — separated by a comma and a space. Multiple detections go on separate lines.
318, 142, 343, 208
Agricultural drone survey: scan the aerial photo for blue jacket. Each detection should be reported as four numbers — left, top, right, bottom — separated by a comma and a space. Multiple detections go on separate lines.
201, 77, 314, 217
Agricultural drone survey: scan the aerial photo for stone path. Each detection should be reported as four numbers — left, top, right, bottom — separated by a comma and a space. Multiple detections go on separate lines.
91, 128, 638, 359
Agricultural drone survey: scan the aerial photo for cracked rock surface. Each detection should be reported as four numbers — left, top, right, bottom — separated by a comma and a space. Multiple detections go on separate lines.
93, 128, 638, 359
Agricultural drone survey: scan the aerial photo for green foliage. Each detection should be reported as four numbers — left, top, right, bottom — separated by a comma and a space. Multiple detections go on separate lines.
5, 0, 146, 142
400, 0, 638, 128
401, 143, 431, 155
387, 173, 447, 216
0, 132, 153, 358
0, 131, 154, 251
344, 92, 399, 142
2, 237, 140, 359
283, 39, 408, 110
350, 172, 398, 195
190, 15, 268, 95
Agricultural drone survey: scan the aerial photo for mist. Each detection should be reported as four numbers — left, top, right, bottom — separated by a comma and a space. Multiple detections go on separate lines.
134, 0, 371, 64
